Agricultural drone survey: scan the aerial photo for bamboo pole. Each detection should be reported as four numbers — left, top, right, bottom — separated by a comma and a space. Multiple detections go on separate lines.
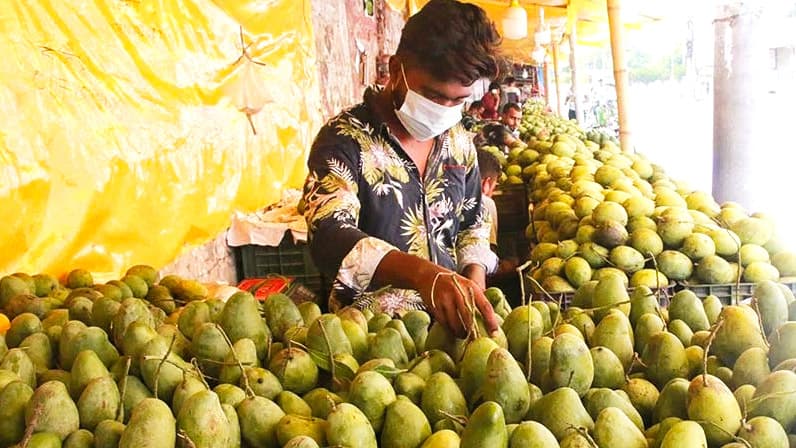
552, 40, 562, 117
543, 62, 551, 107
607, 0, 632, 152
568, 29, 583, 123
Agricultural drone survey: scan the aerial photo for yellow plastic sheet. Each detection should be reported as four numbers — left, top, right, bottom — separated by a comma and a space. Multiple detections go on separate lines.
0, 0, 322, 280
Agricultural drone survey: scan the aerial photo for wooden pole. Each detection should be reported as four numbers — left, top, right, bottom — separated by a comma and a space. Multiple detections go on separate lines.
543, 62, 551, 107
568, 30, 583, 123
552, 40, 562, 117
607, 0, 632, 152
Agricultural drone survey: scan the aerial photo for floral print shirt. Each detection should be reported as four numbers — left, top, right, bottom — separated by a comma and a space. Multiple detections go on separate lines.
302, 87, 497, 315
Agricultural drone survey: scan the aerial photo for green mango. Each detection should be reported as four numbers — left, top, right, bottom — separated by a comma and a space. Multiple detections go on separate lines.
591, 310, 634, 370
594, 407, 647, 448
222, 403, 241, 448
69, 350, 109, 400
64, 428, 95, 448
584, 388, 644, 431
549, 333, 594, 396
402, 310, 431, 352
276, 390, 313, 417
178, 300, 212, 340
531, 301, 553, 333
262, 293, 303, 342
77, 376, 120, 430
92, 297, 122, 333
712, 305, 767, 367
214, 383, 246, 408
667, 319, 694, 348
25, 380, 79, 440
592, 273, 630, 321
385, 319, 418, 360
460, 337, 500, 399
732, 346, 770, 389
509, 420, 558, 447
19, 333, 55, 373
659, 420, 707, 448
219, 292, 271, 359
421, 372, 468, 425
205, 298, 226, 323
424, 322, 457, 355
60, 325, 119, 371
460, 401, 508, 448
590, 346, 626, 389
6, 313, 43, 348
219, 338, 259, 386
702, 295, 723, 325
482, 348, 530, 424
284, 326, 308, 347
559, 431, 597, 447
282, 435, 320, 448
501, 305, 543, 365
111, 298, 156, 348
69, 295, 94, 325
530, 336, 553, 386
275, 414, 327, 446
341, 319, 369, 363
0, 380, 34, 446
1, 347, 36, 389
337, 307, 369, 334
768, 321, 796, 368
567, 309, 596, 342
642, 331, 689, 389
306, 314, 352, 371
297, 302, 322, 328
531, 387, 594, 440
119, 375, 152, 424
737, 416, 789, 448
369, 327, 409, 368
94, 420, 126, 448
302, 387, 344, 419
368, 313, 392, 333
237, 395, 285, 448
668, 289, 710, 332
734, 384, 757, 415
243, 367, 283, 400
649, 416, 681, 448
419, 429, 459, 448
268, 347, 318, 395
629, 286, 658, 327
684, 345, 705, 378
348, 370, 396, 432
177, 389, 231, 448
119, 398, 176, 448
622, 377, 659, 425
653, 378, 689, 423
750, 370, 796, 431
0, 367, 22, 391
0, 275, 30, 308
634, 312, 665, 355
325, 402, 377, 448
394, 372, 426, 405
525, 383, 544, 419
754, 280, 789, 335
687, 374, 742, 446
155, 323, 191, 359
380, 395, 432, 448
120, 321, 159, 360
138, 336, 192, 402
171, 374, 206, 416
407, 350, 456, 381
191, 322, 230, 379
25, 432, 62, 448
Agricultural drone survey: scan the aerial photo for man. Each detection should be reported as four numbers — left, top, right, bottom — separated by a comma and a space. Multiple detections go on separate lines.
475, 102, 523, 153
462, 100, 483, 130
477, 149, 500, 250
302, 0, 501, 338
500, 102, 522, 138
502, 77, 521, 105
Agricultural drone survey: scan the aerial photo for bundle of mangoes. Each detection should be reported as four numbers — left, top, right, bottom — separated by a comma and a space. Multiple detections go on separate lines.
1, 266, 796, 447
501, 101, 796, 293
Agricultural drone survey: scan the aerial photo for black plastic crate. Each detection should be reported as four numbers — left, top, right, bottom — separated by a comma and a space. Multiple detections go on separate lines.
494, 184, 530, 233
233, 235, 327, 298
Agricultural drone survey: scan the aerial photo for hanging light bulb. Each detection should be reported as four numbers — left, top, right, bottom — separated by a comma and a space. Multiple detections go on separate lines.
533, 7, 551, 46
532, 46, 547, 64
502, 0, 528, 40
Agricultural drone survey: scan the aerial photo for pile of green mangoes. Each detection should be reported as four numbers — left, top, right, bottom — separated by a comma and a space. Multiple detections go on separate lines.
1, 265, 796, 447
500, 101, 796, 293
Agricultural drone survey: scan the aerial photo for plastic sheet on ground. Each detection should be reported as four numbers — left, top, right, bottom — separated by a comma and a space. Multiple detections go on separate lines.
0, 0, 323, 280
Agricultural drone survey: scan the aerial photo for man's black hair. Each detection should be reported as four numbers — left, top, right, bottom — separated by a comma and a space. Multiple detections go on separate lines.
488, 81, 501, 91
397, 0, 502, 85
477, 149, 502, 179
504, 76, 515, 85
469, 100, 483, 110
502, 102, 522, 114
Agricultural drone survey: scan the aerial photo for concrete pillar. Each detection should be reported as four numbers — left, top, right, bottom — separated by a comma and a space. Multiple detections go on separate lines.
712, 2, 768, 208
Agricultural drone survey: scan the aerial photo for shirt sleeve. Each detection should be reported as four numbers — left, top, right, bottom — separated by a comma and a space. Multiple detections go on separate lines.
455, 139, 499, 274
302, 134, 397, 294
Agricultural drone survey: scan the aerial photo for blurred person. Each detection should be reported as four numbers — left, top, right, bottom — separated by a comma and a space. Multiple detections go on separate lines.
462, 100, 484, 130
502, 77, 521, 105
481, 81, 501, 120
500, 102, 522, 138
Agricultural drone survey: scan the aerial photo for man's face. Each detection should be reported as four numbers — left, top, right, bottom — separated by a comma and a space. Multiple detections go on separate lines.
502, 108, 522, 131
390, 57, 473, 108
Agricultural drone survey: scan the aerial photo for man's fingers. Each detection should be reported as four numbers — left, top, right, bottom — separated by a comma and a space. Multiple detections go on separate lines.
473, 288, 499, 335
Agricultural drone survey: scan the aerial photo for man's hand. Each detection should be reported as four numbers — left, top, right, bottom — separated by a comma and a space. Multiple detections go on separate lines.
462, 263, 486, 290
416, 266, 498, 339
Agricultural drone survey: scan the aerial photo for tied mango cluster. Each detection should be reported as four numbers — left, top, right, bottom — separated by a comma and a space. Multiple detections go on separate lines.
2, 266, 796, 447
499, 100, 796, 294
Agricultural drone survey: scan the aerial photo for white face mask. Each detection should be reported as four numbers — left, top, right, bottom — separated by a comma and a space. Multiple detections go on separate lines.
393, 65, 463, 141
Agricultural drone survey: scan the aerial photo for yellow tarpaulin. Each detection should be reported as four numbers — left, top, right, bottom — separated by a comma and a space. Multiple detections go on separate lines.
0, 0, 322, 280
